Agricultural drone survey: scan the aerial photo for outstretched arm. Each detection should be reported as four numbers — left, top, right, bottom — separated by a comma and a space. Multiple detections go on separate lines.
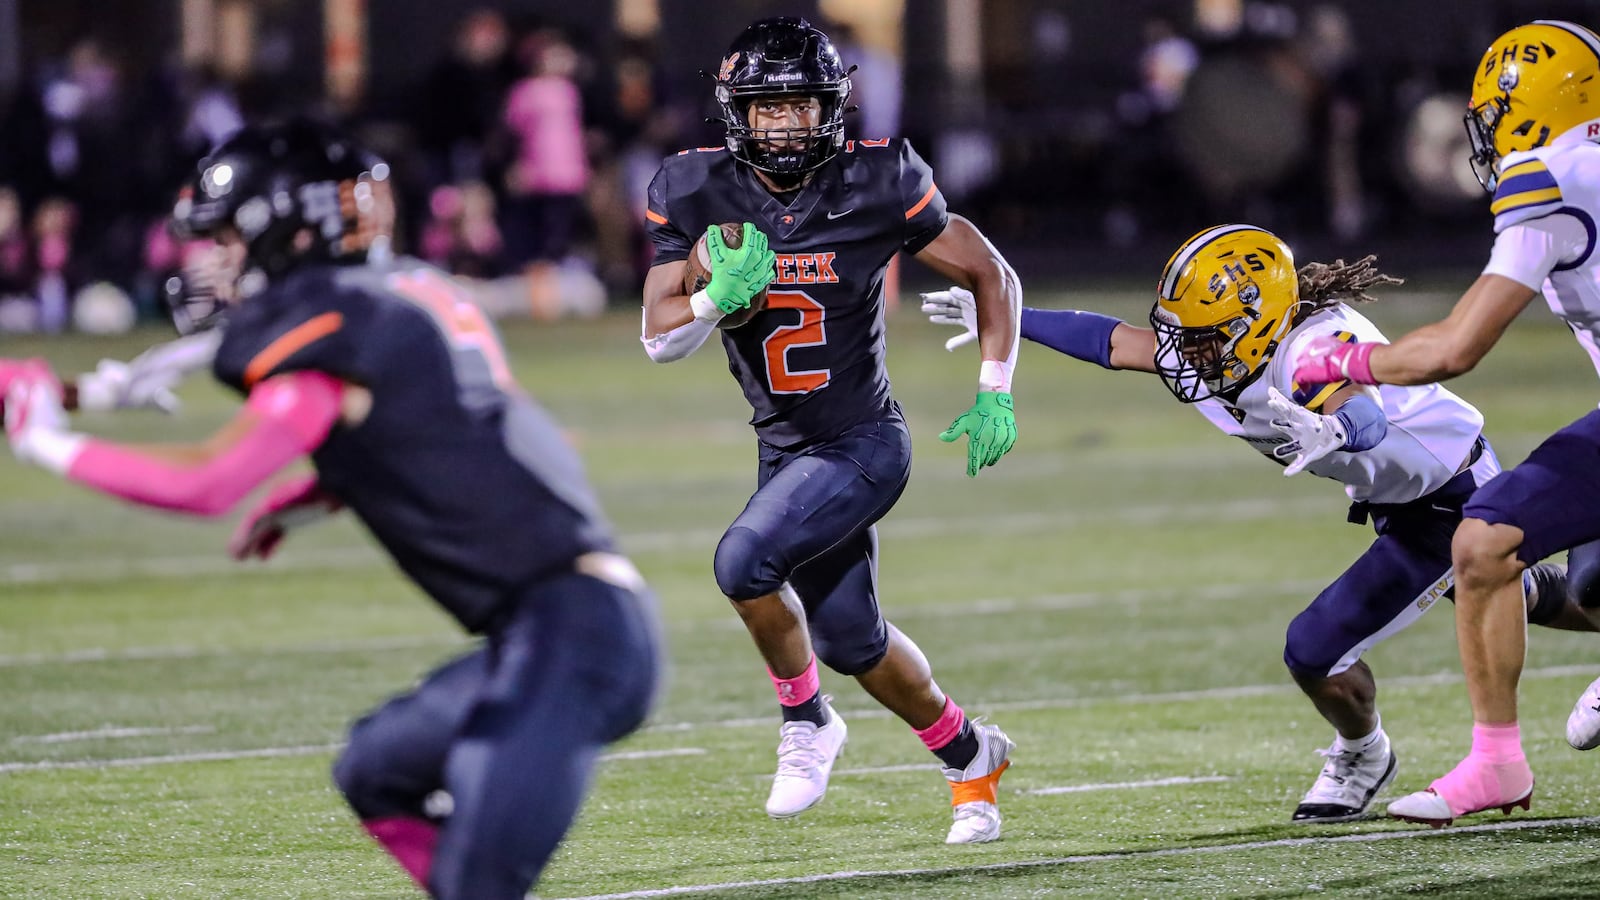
1369, 274, 1535, 383
70, 330, 224, 414
923, 293, 1157, 373
6, 366, 343, 516
1291, 210, 1586, 389
1022, 308, 1158, 373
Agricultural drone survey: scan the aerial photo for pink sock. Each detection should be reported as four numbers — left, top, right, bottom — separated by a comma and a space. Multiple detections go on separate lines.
1428, 722, 1532, 815
914, 698, 966, 751
363, 817, 438, 889
1469, 721, 1525, 764
768, 656, 820, 707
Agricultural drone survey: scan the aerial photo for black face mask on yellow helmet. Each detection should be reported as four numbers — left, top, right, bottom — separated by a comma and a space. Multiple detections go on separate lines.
1150, 224, 1301, 403
1464, 20, 1600, 192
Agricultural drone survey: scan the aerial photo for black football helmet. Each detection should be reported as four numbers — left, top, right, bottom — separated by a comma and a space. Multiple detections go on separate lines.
167, 118, 392, 331
715, 17, 851, 180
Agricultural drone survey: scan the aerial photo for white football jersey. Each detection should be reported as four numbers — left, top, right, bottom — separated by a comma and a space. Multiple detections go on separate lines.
1194, 305, 1487, 504
1481, 122, 1600, 382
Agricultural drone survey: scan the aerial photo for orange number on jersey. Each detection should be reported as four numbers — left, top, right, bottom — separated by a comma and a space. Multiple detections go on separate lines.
387, 269, 515, 388
762, 290, 830, 394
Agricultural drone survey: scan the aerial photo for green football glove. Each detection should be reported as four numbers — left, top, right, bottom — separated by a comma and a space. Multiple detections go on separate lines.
939, 391, 1017, 477
705, 222, 777, 314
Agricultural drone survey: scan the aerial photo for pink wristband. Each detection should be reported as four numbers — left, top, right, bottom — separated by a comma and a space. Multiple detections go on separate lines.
1343, 342, 1377, 384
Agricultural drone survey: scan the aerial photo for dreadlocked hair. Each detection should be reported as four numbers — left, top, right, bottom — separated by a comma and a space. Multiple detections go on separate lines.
1294, 255, 1404, 321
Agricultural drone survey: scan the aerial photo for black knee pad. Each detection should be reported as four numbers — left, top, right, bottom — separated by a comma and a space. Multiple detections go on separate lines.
1570, 560, 1600, 610
1525, 563, 1572, 624
714, 525, 785, 600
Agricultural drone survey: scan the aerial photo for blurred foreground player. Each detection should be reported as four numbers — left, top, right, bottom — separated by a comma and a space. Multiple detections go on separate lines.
2, 120, 661, 898
640, 17, 1022, 842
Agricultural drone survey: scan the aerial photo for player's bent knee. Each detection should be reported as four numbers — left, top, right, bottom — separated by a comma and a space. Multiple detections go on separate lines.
332, 735, 420, 820
813, 632, 888, 677
1452, 517, 1522, 576
714, 526, 785, 600
1282, 614, 1343, 678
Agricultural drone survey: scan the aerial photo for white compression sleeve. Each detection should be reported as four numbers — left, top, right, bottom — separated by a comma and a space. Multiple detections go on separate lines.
641, 309, 718, 363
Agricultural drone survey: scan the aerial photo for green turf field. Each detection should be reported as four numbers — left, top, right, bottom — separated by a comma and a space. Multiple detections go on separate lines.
6, 289, 1600, 898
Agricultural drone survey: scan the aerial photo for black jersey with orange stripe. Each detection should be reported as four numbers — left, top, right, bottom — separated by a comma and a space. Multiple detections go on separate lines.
213, 257, 616, 632
645, 138, 948, 448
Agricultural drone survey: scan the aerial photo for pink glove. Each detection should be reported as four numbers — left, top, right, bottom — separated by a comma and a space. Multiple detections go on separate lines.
4, 360, 66, 444
229, 474, 342, 561
0, 358, 56, 413
1292, 335, 1379, 386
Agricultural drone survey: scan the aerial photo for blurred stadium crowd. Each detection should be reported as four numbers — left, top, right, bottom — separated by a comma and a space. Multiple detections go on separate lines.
0, 0, 1591, 334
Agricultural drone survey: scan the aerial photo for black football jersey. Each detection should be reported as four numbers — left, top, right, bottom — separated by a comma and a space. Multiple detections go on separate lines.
646, 139, 949, 448
213, 258, 616, 633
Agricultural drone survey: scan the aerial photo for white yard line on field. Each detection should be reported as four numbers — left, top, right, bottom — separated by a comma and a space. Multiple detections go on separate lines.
0, 577, 1329, 669
0, 744, 706, 774
0, 743, 343, 773
8, 663, 1598, 774
826, 766, 1232, 796
642, 662, 1600, 734
1028, 775, 1232, 795
557, 815, 1600, 900
12, 724, 215, 744
0, 497, 1329, 585
0, 634, 457, 668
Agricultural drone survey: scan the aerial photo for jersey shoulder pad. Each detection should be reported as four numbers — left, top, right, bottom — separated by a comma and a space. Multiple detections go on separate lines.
1282, 317, 1360, 411
644, 148, 734, 260
213, 272, 359, 392
1492, 150, 1565, 232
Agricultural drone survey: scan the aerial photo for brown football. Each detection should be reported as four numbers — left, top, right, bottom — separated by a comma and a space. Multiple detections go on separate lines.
684, 222, 769, 330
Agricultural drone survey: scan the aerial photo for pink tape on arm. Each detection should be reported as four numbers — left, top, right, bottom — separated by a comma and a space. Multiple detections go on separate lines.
65, 371, 344, 516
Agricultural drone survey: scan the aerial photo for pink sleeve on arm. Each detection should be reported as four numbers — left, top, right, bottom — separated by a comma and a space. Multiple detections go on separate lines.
65, 371, 345, 516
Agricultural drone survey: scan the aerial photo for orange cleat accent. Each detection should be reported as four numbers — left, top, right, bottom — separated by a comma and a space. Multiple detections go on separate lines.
950, 760, 1009, 806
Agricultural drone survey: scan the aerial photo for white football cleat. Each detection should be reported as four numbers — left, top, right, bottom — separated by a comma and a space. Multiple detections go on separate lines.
1386, 788, 1457, 827
1387, 782, 1532, 828
1291, 735, 1398, 824
942, 721, 1015, 844
1567, 675, 1600, 751
765, 698, 847, 819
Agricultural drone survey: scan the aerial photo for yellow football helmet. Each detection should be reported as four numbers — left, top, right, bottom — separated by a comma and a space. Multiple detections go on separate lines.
1466, 20, 1600, 191
1150, 224, 1301, 403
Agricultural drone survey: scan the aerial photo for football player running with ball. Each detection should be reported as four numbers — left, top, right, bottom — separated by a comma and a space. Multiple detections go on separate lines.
2, 120, 662, 899
927, 224, 1595, 824
640, 17, 1023, 843
1289, 20, 1600, 827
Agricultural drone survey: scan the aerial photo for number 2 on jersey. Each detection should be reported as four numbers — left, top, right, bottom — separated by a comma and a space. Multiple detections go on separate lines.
763, 290, 831, 394
387, 269, 515, 389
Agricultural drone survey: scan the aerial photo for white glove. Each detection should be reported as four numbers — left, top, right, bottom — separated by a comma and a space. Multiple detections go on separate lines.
6, 368, 83, 473
920, 285, 979, 351
75, 332, 220, 413
1266, 386, 1347, 477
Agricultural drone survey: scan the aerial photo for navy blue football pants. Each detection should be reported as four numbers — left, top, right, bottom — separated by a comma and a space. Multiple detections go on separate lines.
332, 570, 660, 900
1463, 407, 1600, 607
1284, 442, 1500, 677
713, 410, 912, 676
